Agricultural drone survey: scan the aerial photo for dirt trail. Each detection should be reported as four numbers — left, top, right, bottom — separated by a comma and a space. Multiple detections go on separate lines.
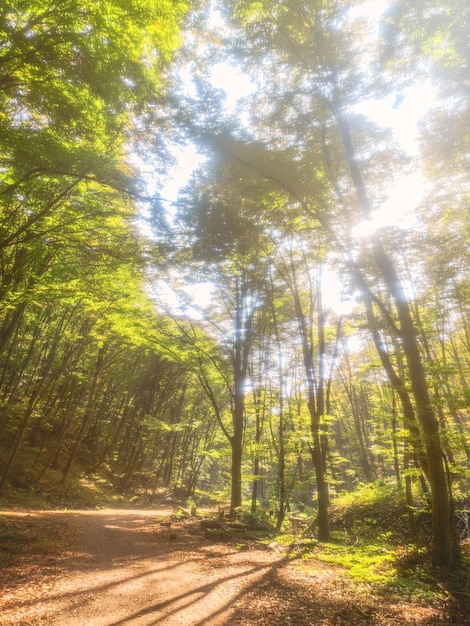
1, 509, 466, 625
0, 509, 290, 626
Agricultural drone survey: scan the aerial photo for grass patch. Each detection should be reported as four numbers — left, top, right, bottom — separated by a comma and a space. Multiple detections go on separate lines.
313, 538, 396, 584
296, 532, 447, 603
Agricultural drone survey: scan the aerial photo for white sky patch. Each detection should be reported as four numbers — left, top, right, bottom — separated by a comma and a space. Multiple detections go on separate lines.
150, 278, 215, 320
209, 62, 255, 114
322, 267, 357, 315
352, 83, 436, 238
353, 172, 426, 237
183, 281, 216, 309
359, 83, 436, 156
381, 173, 425, 221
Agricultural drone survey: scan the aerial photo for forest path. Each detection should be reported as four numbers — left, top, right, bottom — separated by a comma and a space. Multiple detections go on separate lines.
0, 509, 298, 625
0, 508, 462, 625
51, 508, 287, 626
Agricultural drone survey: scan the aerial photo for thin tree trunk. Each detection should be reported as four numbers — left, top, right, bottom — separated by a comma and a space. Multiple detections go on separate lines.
251, 388, 264, 513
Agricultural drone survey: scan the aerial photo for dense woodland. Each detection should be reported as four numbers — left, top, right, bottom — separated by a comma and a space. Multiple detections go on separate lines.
0, 0, 469, 570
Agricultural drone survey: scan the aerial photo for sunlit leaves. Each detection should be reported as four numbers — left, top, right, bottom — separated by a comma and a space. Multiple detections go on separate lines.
0, 0, 188, 321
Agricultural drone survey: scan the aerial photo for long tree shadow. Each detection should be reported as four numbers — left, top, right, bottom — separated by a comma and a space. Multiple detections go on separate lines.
9, 559, 185, 610
105, 553, 294, 626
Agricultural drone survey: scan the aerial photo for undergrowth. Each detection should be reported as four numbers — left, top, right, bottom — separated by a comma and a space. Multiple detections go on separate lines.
270, 481, 469, 605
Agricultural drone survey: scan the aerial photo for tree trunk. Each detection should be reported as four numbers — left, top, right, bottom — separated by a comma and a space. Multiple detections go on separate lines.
251, 387, 264, 514
363, 294, 429, 477
230, 431, 243, 511
230, 365, 245, 512
372, 240, 459, 566
404, 451, 418, 540
309, 428, 329, 540
229, 277, 255, 512
331, 83, 459, 566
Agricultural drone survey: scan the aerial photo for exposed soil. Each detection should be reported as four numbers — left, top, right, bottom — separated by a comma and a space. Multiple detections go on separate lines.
0, 509, 468, 625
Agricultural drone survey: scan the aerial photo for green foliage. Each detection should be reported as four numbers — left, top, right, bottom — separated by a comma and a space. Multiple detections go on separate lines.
0, 0, 203, 499
240, 505, 276, 530
0, 0, 188, 320
333, 481, 400, 509
313, 538, 397, 585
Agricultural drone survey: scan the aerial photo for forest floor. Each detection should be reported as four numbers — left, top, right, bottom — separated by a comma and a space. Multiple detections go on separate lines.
0, 508, 469, 626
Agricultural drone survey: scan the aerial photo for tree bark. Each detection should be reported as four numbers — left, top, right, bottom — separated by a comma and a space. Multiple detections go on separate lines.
230, 373, 245, 511
371, 240, 459, 565
332, 89, 459, 565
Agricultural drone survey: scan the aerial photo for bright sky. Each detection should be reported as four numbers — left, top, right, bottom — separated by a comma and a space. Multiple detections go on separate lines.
157, 1, 436, 314
160, 100, 432, 318
352, 82, 435, 236
162, 76, 434, 261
